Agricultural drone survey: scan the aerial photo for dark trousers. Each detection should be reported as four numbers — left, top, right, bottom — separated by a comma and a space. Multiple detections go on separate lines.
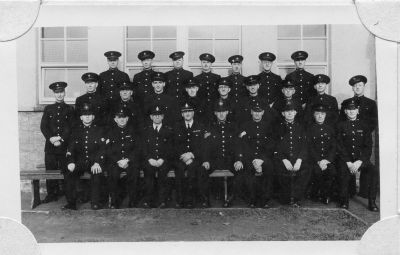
228, 168, 250, 203
45, 153, 65, 197
275, 159, 311, 202
108, 164, 139, 206
337, 160, 378, 201
310, 162, 336, 198
246, 158, 274, 205
143, 162, 170, 205
64, 161, 103, 205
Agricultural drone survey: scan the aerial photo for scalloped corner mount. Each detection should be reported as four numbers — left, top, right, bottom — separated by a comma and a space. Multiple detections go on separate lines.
355, 0, 400, 43
0, 0, 41, 42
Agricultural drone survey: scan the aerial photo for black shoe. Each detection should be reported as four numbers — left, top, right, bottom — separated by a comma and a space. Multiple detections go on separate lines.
91, 204, 101, 210
158, 202, 167, 209
62, 203, 77, 210
292, 201, 301, 208
263, 202, 270, 209
289, 197, 295, 206
42, 195, 57, 203
128, 200, 137, 208
142, 202, 151, 209
323, 197, 331, 205
368, 199, 379, 212
175, 203, 182, 209
249, 203, 256, 208
223, 200, 231, 208
201, 202, 210, 208
186, 203, 194, 209
339, 201, 349, 209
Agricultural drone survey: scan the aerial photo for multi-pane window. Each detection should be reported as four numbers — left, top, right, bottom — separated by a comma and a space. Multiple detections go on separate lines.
39, 27, 88, 104
125, 26, 177, 78
188, 26, 241, 76
277, 25, 328, 78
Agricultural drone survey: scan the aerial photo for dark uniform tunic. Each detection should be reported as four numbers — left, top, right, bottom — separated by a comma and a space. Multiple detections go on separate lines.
272, 97, 304, 123
238, 94, 279, 125
180, 95, 207, 124
307, 122, 337, 198
195, 71, 221, 104
285, 69, 315, 105
258, 70, 282, 105
141, 124, 174, 205
336, 118, 377, 200
99, 68, 130, 102
143, 93, 180, 126
40, 101, 74, 198
274, 120, 310, 201
174, 120, 208, 206
132, 68, 155, 102
165, 68, 193, 101
65, 123, 106, 206
106, 124, 141, 206
228, 73, 247, 104
305, 93, 339, 126
74, 92, 108, 127
109, 98, 144, 134
340, 96, 378, 133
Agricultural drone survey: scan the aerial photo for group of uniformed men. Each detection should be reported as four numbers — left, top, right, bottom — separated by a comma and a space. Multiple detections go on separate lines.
40, 49, 379, 212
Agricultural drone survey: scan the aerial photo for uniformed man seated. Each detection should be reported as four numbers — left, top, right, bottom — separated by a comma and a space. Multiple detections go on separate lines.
239, 103, 275, 208
272, 79, 304, 123
105, 107, 141, 209
274, 101, 310, 207
64, 103, 106, 210
336, 100, 378, 211
307, 103, 337, 205
174, 102, 208, 208
141, 105, 174, 208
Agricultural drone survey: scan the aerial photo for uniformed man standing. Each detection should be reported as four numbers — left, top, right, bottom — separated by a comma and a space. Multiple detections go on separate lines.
239, 103, 275, 208
304, 74, 339, 126
75, 72, 108, 127
227, 55, 246, 104
174, 102, 208, 208
285, 51, 315, 106
336, 100, 378, 211
141, 105, 174, 208
99, 51, 130, 103
274, 101, 310, 207
165, 51, 193, 102
272, 79, 304, 123
65, 103, 106, 210
132, 50, 156, 102
339, 75, 378, 133
181, 78, 207, 124
194, 53, 221, 105
106, 107, 141, 209
258, 52, 282, 106
40, 82, 74, 204
307, 104, 337, 204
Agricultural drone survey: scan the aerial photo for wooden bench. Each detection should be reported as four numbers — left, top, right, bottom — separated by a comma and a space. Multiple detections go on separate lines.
21, 164, 233, 209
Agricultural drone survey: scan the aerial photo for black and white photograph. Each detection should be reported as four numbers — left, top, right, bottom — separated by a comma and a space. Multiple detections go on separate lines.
1, 1, 399, 255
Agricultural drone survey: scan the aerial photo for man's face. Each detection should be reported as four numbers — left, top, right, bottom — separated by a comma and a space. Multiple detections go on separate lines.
182, 110, 194, 121
142, 58, 153, 69
85, 81, 98, 93
114, 116, 129, 127
247, 84, 259, 94
185, 86, 199, 97
54, 90, 65, 102
345, 108, 359, 120
120, 89, 133, 101
80, 114, 95, 125
314, 82, 327, 94
251, 110, 264, 121
352, 82, 365, 96
201, 60, 212, 72
282, 87, 295, 98
215, 111, 228, 121
152, 80, 165, 93
313, 111, 326, 124
218, 85, 231, 97
150, 114, 164, 125
294, 60, 306, 69
108, 59, 119, 69
173, 58, 183, 69
231, 63, 241, 73
261, 60, 273, 71
282, 109, 297, 122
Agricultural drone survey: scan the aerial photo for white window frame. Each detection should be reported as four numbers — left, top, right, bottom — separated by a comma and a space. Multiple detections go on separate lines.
38, 27, 88, 104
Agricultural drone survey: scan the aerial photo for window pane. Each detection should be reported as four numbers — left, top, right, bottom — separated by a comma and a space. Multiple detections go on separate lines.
126, 40, 151, 62
277, 39, 301, 62
278, 67, 296, 78
277, 25, 301, 38
213, 68, 231, 77
189, 26, 213, 38
66, 27, 88, 38
214, 40, 240, 63
66, 68, 88, 98
214, 26, 240, 39
305, 66, 327, 75
303, 25, 326, 37
153, 40, 176, 62
43, 69, 66, 97
188, 40, 213, 63
66, 40, 88, 63
303, 39, 327, 62
153, 26, 176, 38
127, 26, 150, 38
42, 27, 64, 38
42, 40, 64, 62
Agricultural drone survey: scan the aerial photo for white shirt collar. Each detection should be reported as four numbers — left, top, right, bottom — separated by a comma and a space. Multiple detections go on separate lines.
185, 119, 194, 128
